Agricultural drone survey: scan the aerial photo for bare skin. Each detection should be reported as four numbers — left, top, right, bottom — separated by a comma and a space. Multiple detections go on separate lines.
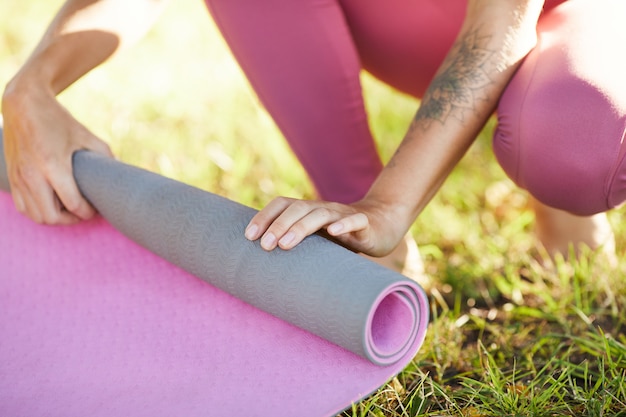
532, 197, 616, 260
1, 0, 167, 224
246, 0, 547, 258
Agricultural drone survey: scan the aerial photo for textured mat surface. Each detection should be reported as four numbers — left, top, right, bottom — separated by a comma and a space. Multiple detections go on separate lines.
0, 128, 429, 416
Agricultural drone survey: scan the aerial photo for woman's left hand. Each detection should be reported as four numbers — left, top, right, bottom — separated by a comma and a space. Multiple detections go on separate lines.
244, 196, 404, 257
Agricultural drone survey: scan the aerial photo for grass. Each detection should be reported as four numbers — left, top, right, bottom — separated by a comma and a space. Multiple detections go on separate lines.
2, 1, 625, 416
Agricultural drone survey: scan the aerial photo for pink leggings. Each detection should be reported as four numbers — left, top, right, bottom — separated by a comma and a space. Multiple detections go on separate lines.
204, 0, 626, 216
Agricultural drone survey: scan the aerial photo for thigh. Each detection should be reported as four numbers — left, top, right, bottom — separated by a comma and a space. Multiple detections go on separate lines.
204, 0, 382, 202
494, 0, 626, 215
338, 0, 466, 98
338, 0, 567, 98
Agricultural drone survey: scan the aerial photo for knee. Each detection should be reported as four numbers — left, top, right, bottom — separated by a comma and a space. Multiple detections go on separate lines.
494, 77, 626, 216
492, 0, 626, 216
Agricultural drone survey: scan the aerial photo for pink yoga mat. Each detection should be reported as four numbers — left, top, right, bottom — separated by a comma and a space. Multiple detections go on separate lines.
0, 129, 429, 416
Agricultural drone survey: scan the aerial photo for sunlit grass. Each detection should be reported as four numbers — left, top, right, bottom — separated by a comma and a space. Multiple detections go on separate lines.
2, 1, 625, 416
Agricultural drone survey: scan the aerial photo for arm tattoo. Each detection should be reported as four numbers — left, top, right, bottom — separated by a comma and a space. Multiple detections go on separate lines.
414, 26, 496, 129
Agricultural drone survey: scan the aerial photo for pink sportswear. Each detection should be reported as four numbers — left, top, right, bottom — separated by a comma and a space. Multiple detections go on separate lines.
204, 0, 626, 215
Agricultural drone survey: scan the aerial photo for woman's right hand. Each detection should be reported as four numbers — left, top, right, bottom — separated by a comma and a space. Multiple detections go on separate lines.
2, 79, 113, 225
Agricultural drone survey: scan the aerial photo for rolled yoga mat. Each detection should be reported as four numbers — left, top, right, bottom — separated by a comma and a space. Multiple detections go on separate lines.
0, 127, 429, 416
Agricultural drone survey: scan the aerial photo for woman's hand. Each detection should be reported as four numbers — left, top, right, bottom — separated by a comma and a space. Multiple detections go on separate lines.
1, 0, 171, 225
244, 196, 406, 257
2, 80, 113, 225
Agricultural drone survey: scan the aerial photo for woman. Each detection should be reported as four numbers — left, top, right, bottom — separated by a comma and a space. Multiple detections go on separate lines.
2, 0, 621, 276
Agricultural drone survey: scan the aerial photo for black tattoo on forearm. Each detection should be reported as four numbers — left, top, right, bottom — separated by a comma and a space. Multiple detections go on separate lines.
414, 27, 496, 129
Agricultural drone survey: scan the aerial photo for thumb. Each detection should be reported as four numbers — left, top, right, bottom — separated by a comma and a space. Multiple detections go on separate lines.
81, 132, 114, 158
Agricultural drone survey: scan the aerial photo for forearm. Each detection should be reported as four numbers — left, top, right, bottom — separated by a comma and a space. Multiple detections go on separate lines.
5, 0, 168, 96
364, 0, 544, 234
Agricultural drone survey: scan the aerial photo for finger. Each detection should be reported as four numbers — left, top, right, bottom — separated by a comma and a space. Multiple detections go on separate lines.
245, 197, 295, 241
18, 182, 44, 224
50, 170, 96, 221
86, 136, 114, 158
52, 194, 82, 225
9, 168, 42, 223
327, 212, 369, 236
258, 200, 330, 250
19, 167, 76, 225
31, 183, 82, 225
6, 168, 30, 217
10, 186, 26, 214
11, 163, 85, 225
272, 205, 346, 251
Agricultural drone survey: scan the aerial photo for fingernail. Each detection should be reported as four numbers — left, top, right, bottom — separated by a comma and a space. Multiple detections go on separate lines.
279, 231, 295, 247
261, 232, 276, 250
245, 224, 258, 240
328, 223, 343, 234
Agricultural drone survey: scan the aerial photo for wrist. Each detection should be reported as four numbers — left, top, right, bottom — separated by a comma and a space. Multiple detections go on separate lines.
352, 194, 414, 250
4, 64, 56, 99
2, 73, 57, 129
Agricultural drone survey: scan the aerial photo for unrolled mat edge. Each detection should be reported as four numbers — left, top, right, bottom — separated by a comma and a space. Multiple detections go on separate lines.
0, 127, 429, 365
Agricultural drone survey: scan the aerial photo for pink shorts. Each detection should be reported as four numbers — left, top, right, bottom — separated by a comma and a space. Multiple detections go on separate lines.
205, 0, 626, 215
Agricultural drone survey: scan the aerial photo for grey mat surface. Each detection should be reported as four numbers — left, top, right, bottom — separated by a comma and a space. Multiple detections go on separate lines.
0, 127, 429, 365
